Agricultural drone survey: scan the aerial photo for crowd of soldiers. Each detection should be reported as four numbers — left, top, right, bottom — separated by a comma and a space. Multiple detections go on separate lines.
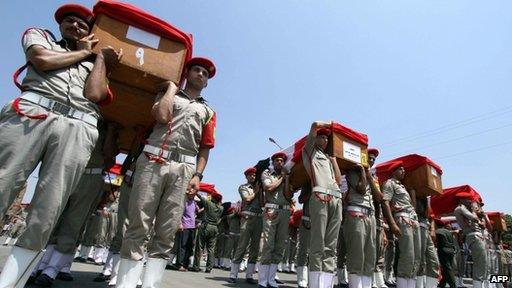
0, 2, 511, 288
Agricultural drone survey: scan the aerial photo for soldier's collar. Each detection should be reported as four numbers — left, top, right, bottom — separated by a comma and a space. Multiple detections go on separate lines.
178, 90, 207, 103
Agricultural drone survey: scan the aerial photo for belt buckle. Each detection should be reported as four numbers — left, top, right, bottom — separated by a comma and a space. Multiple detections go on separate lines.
51, 101, 71, 116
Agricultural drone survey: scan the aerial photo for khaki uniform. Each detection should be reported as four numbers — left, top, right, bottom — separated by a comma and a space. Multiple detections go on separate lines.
384, 229, 396, 282
375, 211, 386, 272
260, 169, 292, 265
296, 201, 311, 267
258, 168, 291, 287
121, 91, 216, 261
454, 204, 487, 282
109, 173, 134, 253
286, 225, 298, 268
344, 169, 377, 277
81, 213, 99, 248
382, 178, 420, 279
105, 199, 119, 246
192, 195, 223, 270
47, 136, 106, 254
0, 28, 99, 252
232, 183, 263, 265
415, 198, 439, 280
214, 219, 228, 264
224, 213, 241, 260
302, 135, 342, 274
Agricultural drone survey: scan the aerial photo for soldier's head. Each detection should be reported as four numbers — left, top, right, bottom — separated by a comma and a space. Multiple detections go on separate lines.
389, 162, 405, 180
271, 152, 287, 171
244, 167, 257, 184
184, 57, 216, 91
315, 128, 331, 151
211, 192, 222, 204
367, 148, 379, 168
456, 192, 474, 207
55, 4, 94, 41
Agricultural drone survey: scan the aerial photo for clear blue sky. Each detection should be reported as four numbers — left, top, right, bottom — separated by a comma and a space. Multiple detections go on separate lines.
1, 1, 511, 213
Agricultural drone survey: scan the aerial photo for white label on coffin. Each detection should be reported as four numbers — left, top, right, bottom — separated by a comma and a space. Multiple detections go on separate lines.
431, 166, 438, 177
126, 26, 160, 49
342, 141, 361, 163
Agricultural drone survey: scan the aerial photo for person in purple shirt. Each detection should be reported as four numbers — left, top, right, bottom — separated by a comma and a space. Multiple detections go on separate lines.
174, 194, 200, 271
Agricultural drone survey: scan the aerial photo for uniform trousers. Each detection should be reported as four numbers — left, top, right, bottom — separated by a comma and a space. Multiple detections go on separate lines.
308, 195, 342, 273
0, 99, 98, 251
120, 156, 194, 260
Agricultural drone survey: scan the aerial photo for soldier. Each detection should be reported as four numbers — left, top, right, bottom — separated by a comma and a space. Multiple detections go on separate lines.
222, 206, 241, 270
453, 193, 488, 288
0, 4, 121, 286
383, 228, 397, 286
94, 189, 120, 282
214, 212, 229, 269
33, 123, 119, 286
344, 147, 383, 288
116, 57, 217, 288
366, 148, 388, 288
336, 199, 348, 288
381, 162, 420, 288
415, 197, 440, 288
286, 207, 301, 274
191, 192, 224, 272
302, 121, 343, 288
296, 185, 312, 288
258, 152, 292, 288
228, 167, 263, 284
106, 159, 140, 287
435, 218, 457, 288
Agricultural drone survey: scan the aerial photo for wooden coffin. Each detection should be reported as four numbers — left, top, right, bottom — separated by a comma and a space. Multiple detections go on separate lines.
91, 14, 188, 93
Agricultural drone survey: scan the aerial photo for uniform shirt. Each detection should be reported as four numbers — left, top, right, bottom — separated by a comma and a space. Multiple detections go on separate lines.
261, 169, 289, 206
198, 195, 223, 225
301, 134, 340, 193
435, 227, 456, 254
382, 178, 415, 215
21, 28, 99, 118
453, 204, 481, 235
227, 213, 241, 234
239, 183, 260, 213
345, 169, 374, 210
146, 90, 216, 157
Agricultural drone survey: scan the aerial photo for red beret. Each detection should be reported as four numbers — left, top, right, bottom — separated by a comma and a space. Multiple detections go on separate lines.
186, 57, 216, 78
455, 192, 474, 200
211, 192, 222, 202
317, 128, 331, 136
244, 167, 257, 176
368, 148, 379, 157
54, 4, 94, 27
388, 161, 404, 173
271, 152, 288, 162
